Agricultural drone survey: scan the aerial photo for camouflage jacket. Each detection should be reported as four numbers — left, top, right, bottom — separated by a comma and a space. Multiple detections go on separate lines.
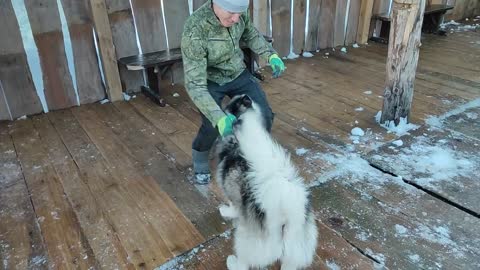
181, 0, 277, 125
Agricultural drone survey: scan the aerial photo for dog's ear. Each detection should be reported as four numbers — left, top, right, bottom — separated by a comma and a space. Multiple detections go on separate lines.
242, 95, 252, 108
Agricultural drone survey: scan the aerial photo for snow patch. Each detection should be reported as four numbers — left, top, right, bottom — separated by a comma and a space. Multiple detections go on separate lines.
395, 224, 408, 235
355, 107, 364, 112
408, 254, 420, 263
326, 260, 341, 270
287, 52, 300, 59
375, 111, 420, 136
302, 52, 314, 58
370, 137, 477, 188
392, 140, 403, 147
351, 127, 365, 137
123, 92, 131, 101
295, 148, 309, 156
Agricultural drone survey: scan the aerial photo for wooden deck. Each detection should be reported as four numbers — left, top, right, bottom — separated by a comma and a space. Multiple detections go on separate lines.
1, 28, 479, 269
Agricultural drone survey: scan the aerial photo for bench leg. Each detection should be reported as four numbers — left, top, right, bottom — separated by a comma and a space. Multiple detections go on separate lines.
142, 67, 165, 107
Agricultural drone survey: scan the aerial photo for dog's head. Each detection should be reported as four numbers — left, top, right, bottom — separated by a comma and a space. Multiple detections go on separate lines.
224, 94, 254, 118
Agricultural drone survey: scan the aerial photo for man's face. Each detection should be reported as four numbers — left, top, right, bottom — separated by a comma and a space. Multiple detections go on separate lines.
213, 4, 242, 27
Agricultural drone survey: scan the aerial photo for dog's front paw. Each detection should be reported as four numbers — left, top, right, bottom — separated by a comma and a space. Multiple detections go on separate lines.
219, 204, 238, 219
226, 255, 237, 270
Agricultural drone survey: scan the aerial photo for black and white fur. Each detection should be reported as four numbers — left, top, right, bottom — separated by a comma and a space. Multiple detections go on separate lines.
216, 95, 318, 270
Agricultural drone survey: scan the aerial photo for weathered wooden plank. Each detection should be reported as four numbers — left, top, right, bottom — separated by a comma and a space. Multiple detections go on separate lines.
253, 0, 269, 34
31, 114, 135, 270
106, 99, 228, 238
10, 119, 97, 269
441, 107, 480, 140
25, 0, 78, 110
0, 125, 22, 188
48, 109, 178, 269
0, 81, 11, 121
163, 0, 189, 49
107, 7, 144, 93
271, 0, 291, 57
0, 182, 48, 270
90, 0, 124, 101
293, 0, 306, 54
130, 95, 198, 155
318, 0, 336, 49
61, 0, 105, 104
373, 0, 391, 15
311, 177, 480, 269
71, 104, 207, 253
113, 101, 192, 170
334, 0, 349, 46
0, 1, 43, 118
345, 0, 361, 44
356, 0, 374, 44
130, 0, 168, 53
305, 0, 322, 51
367, 126, 480, 216
193, 0, 208, 11
0, 122, 47, 268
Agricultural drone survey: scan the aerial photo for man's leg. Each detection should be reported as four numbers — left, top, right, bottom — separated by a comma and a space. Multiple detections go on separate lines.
191, 81, 228, 184
230, 71, 274, 131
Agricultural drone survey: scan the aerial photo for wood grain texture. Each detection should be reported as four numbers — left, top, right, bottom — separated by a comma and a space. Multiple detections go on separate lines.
318, 0, 336, 49
32, 114, 134, 270
130, 0, 168, 53
25, 0, 78, 110
61, 0, 105, 104
90, 0, 124, 101
107, 4, 144, 93
334, 0, 349, 46
0, 1, 43, 118
271, 0, 291, 56
380, 0, 426, 124
163, 0, 190, 49
193, 0, 208, 11
305, 0, 322, 51
293, 0, 307, 54
356, 0, 375, 44
10, 119, 97, 269
345, 0, 361, 44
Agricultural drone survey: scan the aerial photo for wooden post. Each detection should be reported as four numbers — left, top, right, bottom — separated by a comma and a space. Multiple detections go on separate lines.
89, 0, 123, 102
380, 0, 426, 125
356, 0, 375, 44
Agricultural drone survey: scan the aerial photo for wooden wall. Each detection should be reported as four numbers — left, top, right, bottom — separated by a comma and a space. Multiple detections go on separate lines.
1, 0, 379, 120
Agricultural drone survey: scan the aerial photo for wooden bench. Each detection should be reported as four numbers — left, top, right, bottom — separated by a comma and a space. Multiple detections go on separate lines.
370, 4, 454, 44
118, 36, 273, 106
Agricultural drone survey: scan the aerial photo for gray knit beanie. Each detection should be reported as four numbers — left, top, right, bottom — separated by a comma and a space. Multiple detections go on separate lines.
213, 0, 249, 13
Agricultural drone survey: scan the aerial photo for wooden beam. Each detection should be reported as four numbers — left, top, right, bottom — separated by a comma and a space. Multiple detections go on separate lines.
89, 0, 123, 102
380, 0, 426, 125
356, 0, 375, 44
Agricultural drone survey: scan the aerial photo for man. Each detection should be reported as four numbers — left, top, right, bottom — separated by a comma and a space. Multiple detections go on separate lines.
181, 0, 285, 184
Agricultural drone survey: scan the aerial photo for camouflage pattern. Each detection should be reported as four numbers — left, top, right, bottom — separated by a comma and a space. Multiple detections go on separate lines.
181, 0, 277, 125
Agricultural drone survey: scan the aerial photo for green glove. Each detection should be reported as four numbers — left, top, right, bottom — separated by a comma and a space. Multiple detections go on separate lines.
269, 54, 285, 78
217, 114, 237, 136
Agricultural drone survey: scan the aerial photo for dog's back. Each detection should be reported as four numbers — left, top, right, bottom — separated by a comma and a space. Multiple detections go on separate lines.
216, 95, 318, 270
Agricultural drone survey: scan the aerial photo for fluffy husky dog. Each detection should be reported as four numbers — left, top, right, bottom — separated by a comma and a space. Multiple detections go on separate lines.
216, 95, 318, 270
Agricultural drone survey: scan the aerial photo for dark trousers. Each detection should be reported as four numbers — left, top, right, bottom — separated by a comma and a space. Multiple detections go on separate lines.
192, 70, 274, 154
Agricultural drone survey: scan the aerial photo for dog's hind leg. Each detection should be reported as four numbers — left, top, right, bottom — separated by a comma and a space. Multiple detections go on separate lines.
226, 255, 248, 270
